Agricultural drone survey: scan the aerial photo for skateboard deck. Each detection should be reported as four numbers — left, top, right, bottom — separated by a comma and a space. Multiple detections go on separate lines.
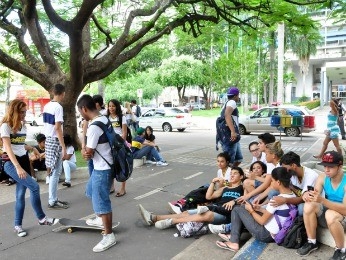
58, 218, 120, 233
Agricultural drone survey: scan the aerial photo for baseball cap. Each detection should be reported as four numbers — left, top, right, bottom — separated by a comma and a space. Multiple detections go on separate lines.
317, 151, 343, 166
227, 87, 240, 96
136, 127, 145, 135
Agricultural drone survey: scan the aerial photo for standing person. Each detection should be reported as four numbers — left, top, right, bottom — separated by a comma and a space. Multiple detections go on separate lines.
130, 99, 141, 131
43, 84, 68, 209
62, 134, 76, 188
336, 98, 346, 140
77, 94, 116, 253
107, 99, 127, 197
314, 99, 342, 159
1, 100, 58, 237
297, 151, 346, 259
220, 86, 243, 167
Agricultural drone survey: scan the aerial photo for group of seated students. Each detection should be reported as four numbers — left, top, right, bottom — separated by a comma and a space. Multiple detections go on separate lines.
139, 132, 346, 260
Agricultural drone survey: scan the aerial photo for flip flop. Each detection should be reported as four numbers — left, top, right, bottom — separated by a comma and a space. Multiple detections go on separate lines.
218, 233, 231, 241
215, 240, 238, 252
115, 192, 126, 197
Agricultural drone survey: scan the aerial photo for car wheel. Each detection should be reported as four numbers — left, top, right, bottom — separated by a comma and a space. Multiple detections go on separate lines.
32, 121, 38, 126
238, 125, 248, 135
285, 127, 299, 137
177, 128, 185, 132
162, 123, 172, 132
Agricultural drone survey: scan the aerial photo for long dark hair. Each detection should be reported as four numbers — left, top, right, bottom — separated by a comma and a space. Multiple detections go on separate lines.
144, 126, 154, 139
271, 167, 292, 188
249, 161, 267, 173
107, 99, 123, 121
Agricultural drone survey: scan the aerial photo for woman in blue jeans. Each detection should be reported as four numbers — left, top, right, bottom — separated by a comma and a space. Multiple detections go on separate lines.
215, 167, 296, 252
0, 100, 58, 237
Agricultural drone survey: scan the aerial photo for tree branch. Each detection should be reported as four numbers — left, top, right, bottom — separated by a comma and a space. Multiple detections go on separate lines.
41, 0, 71, 34
71, 0, 104, 31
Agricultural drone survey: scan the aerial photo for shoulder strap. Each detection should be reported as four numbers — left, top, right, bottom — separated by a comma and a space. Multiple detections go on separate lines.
91, 120, 112, 167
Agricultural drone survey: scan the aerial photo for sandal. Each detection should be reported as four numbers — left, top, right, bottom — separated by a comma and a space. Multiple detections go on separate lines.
218, 233, 231, 241
215, 240, 238, 252
115, 191, 126, 197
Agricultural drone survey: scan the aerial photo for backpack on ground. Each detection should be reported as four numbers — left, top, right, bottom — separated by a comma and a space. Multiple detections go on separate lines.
176, 221, 208, 238
181, 186, 211, 211
273, 204, 298, 245
136, 105, 141, 117
216, 101, 240, 151
92, 120, 134, 182
280, 216, 307, 249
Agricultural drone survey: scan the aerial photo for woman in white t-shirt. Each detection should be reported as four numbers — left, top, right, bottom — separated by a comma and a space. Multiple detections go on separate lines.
215, 167, 296, 252
107, 99, 128, 197
62, 134, 77, 187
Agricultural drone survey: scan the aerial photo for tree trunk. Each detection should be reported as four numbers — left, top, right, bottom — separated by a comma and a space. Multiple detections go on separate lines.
269, 31, 275, 105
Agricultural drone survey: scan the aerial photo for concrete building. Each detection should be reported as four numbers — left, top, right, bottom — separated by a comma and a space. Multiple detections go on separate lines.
285, 9, 346, 105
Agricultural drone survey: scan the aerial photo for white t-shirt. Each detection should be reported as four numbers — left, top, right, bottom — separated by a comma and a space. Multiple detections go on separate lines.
217, 167, 232, 181
109, 115, 127, 136
266, 162, 279, 174
225, 100, 239, 126
251, 152, 267, 164
131, 105, 139, 121
86, 116, 113, 170
0, 123, 27, 156
43, 101, 64, 138
264, 193, 297, 235
290, 167, 318, 194
66, 145, 76, 163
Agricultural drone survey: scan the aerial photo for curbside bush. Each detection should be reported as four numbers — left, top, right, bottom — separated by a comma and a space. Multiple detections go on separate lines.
299, 99, 320, 110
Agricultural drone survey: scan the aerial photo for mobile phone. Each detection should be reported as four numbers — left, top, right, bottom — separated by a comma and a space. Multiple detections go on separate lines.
307, 185, 314, 191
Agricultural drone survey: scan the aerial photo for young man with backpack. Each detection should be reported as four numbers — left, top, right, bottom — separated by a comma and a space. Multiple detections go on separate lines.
297, 151, 346, 259
131, 99, 141, 131
77, 95, 116, 253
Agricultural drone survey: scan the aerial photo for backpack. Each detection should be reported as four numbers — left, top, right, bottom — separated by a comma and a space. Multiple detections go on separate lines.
280, 216, 307, 249
181, 186, 211, 211
273, 204, 298, 245
176, 221, 208, 238
136, 105, 141, 117
216, 101, 240, 151
91, 120, 134, 182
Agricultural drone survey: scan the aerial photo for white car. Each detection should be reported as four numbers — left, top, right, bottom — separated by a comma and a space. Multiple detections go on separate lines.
139, 107, 192, 132
238, 105, 315, 137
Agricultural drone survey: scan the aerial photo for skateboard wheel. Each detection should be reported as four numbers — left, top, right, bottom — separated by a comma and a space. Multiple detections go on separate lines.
67, 228, 73, 233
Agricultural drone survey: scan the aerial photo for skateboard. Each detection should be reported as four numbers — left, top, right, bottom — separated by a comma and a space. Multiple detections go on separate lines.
58, 218, 120, 234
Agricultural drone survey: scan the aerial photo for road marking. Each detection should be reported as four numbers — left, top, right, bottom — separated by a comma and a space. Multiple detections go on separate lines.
134, 188, 163, 200
234, 239, 268, 260
184, 172, 203, 180
132, 169, 172, 182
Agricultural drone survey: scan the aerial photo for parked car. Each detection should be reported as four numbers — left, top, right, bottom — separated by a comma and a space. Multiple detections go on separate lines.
238, 105, 315, 137
139, 107, 192, 132
185, 103, 206, 110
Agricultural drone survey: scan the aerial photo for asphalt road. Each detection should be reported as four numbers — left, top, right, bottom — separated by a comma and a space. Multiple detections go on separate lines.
1, 126, 332, 260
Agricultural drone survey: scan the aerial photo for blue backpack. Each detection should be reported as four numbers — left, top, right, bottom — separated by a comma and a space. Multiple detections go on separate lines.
273, 204, 298, 245
92, 120, 134, 182
216, 101, 240, 150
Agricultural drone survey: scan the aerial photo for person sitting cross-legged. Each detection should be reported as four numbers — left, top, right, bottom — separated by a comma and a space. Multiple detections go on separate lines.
138, 167, 244, 230
131, 127, 168, 166
296, 151, 346, 259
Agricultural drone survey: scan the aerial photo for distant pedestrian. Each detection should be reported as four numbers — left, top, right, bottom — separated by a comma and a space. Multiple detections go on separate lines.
131, 99, 141, 131
43, 84, 68, 209
1, 99, 58, 237
336, 98, 346, 140
62, 134, 76, 188
77, 94, 116, 252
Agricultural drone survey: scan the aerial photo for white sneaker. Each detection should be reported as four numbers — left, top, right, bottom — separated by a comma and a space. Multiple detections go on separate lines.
93, 233, 116, 252
138, 204, 153, 226
168, 202, 181, 214
146, 160, 156, 164
155, 219, 173, 229
46, 176, 50, 185
208, 224, 226, 234
156, 161, 168, 166
14, 226, 27, 237
86, 216, 104, 227
197, 205, 209, 214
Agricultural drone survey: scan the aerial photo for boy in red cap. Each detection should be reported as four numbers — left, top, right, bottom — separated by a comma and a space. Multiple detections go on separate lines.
297, 151, 346, 259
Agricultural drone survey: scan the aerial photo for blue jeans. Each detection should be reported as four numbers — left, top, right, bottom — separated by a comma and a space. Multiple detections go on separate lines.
4, 161, 45, 226
187, 209, 231, 225
133, 146, 164, 162
48, 154, 63, 205
63, 160, 77, 183
86, 169, 113, 215
87, 159, 93, 176
221, 141, 243, 164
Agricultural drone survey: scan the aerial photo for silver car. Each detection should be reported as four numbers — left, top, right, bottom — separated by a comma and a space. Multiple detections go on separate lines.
238, 106, 315, 137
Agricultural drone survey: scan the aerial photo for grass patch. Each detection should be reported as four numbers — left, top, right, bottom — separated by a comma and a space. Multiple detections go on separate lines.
75, 150, 87, 168
190, 107, 253, 117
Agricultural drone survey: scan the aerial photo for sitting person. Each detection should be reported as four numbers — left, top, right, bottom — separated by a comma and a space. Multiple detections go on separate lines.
214, 167, 296, 252
138, 167, 244, 230
62, 134, 76, 187
131, 127, 168, 166
270, 151, 318, 216
29, 134, 46, 181
249, 141, 266, 163
296, 151, 346, 259
242, 161, 267, 195
144, 126, 160, 153
168, 152, 232, 214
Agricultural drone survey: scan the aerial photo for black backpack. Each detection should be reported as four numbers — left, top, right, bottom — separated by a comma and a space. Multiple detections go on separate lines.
136, 105, 142, 117
181, 186, 211, 211
91, 120, 134, 182
280, 216, 307, 249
